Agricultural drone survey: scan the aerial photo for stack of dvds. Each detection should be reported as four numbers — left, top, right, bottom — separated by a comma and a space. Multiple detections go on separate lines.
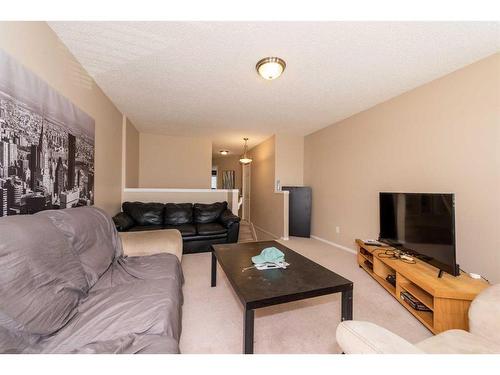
400, 291, 432, 312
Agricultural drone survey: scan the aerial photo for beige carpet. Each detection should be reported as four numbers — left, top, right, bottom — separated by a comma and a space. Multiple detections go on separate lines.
237, 220, 255, 243
179, 237, 432, 353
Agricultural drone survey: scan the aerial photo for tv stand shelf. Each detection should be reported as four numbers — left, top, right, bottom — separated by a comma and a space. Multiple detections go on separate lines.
355, 239, 488, 334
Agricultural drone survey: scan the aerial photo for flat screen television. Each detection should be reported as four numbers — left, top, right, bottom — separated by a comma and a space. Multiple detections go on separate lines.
379, 192, 459, 276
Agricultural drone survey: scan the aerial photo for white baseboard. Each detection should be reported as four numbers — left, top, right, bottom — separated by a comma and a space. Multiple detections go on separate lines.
249, 222, 257, 241
252, 224, 279, 240
310, 235, 357, 255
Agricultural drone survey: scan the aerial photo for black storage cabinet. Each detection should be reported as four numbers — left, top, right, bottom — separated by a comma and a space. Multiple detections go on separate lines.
282, 186, 312, 238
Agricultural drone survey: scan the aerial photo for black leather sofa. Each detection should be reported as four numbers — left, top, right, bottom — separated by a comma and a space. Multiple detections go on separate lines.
113, 201, 240, 254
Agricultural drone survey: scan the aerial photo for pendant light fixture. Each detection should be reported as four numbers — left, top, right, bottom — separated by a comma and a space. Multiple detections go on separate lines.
239, 138, 252, 164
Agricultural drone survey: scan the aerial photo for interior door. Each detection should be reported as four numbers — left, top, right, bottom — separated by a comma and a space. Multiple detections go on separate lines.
242, 163, 251, 221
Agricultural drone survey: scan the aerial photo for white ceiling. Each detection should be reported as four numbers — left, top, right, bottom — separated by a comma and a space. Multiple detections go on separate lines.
49, 22, 499, 156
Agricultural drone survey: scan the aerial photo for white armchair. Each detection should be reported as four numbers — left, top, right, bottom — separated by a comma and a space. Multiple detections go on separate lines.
336, 284, 500, 354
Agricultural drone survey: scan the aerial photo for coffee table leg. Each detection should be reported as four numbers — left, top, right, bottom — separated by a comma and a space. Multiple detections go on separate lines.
211, 251, 217, 287
341, 286, 353, 321
243, 309, 254, 354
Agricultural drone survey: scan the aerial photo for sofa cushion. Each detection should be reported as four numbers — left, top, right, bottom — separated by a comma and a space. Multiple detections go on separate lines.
0, 214, 88, 335
336, 320, 424, 354
128, 224, 164, 232
38, 207, 122, 288
183, 233, 227, 242
164, 223, 197, 237
416, 329, 500, 354
197, 222, 228, 236
469, 284, 500, 345
66, 333, 180, 354
113, 212, 135, 231
182, 236, 228, 254
93, 253, 183, 291
193, 201, 227, 224
40, 254, 183, 354
41, 279, 182, 353
123, 202, 165, 226
0, 325, 44, 354
164, 203, 193, 225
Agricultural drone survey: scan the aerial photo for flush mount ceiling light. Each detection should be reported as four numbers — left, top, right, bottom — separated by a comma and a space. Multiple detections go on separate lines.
219, 150, 229, 155
256, 57, 286, 80
239, 138, 252, 164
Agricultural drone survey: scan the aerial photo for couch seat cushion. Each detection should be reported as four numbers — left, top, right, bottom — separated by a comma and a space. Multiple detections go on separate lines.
416, 329, 500, 354
128, 224, 164, 232
193, 202, 227, 224
93, 253, 183, 291
183, 233, 227, 242
123, 202, 165, 226
41, 254, 183, 354
336, 320, 423, 354
164, 203, 193, 225
64, 333, 180, 354
164, 223, 196, 237
196, 222, 227, 236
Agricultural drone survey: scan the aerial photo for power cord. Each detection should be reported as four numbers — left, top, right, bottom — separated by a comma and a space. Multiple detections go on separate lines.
376, 249, 416, 264
376, 251, 490, 283
459, 267, 490, 284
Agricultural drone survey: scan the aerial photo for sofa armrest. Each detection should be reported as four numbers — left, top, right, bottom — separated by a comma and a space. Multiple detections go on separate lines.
113, 212, 135, 232
219, 209, 241, 228
119, 229, 183, 261
336, 321, 423, 354
226, 222, 240, 244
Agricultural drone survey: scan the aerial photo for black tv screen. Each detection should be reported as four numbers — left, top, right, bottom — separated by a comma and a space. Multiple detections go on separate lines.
379, 192, 458, 276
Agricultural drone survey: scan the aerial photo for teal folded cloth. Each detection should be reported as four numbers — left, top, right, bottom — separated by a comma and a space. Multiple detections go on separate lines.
251, 247, 285, 265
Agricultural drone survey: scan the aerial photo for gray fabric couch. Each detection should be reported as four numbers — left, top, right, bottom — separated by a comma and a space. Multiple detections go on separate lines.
0, 207, 184, 354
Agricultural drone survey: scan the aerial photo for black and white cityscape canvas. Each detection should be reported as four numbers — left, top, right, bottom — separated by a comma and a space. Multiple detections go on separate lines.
0, 49, 95, 216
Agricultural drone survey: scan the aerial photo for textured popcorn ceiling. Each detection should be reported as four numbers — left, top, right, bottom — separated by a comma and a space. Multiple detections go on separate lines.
49, 22, 499, 155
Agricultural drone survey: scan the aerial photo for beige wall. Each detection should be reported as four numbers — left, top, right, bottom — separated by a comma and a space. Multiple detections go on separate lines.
304, 53, 500, 283
248, 135, 289, 239
212, 155, 242, 192
138, 133, 212, 188
0, 22, 123, 215
275, 134, 304, 187
125, 118, 139, 188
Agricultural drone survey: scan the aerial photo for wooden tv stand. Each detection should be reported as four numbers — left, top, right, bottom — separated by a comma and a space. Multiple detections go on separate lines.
355, 239, 488, 334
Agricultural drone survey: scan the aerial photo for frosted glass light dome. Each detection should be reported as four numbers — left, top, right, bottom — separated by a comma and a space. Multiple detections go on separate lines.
256, 57, 286, 80
239, 138, 252, 164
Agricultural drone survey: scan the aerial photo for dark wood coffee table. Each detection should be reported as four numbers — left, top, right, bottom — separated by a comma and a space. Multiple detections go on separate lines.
210, 240, 353, 354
